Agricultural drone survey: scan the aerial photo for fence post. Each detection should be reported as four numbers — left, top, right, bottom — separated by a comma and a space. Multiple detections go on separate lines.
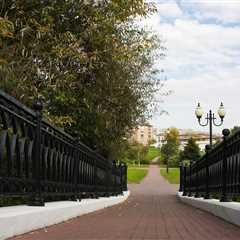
106, 160, 111, 197
188, 161, 193, 197
112, 160, 117, 195
123, 163, 128, 191
120, 162, 124, 194
179, 161, 183, 192
29, 100, 44, 206
118, 162, 122, 195
93, 156, 98, 198
194, 160, 200, 198
72, 139, 79, 201
220, 129, 230, 202
204, 144, 211, 199
182, 165, 187, 196
119, 162, 122, 193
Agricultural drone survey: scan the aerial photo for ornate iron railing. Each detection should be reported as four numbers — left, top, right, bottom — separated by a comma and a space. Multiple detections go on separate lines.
0, 90, 127, 206
180, 128, 240, 202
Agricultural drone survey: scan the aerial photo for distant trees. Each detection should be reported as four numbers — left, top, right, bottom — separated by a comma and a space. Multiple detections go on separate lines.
161, 128, 180, 172
180, 138, 201, 162
231, 126, 240, 135
121, 141, 161, 166
0, 1, 164, 159
122, 142, 150, 166
161, 129, 202, 171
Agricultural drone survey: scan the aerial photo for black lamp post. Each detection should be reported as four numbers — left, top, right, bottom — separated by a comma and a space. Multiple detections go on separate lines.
195, 102, 226, 147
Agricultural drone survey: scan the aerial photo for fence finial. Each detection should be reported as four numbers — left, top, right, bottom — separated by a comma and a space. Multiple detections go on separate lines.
205, 144, 211, 152
222, 129, 230, 137
33, 99, 43, 112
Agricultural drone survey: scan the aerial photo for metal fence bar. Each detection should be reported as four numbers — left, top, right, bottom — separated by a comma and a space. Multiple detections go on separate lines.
28, 101, 44, 206
204, 145, 211, 199
181, 128, 240, 202
220, 129, 231, 202
0, 90, 127, 206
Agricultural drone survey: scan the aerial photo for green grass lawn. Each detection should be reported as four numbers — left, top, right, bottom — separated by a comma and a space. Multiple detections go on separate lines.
127, 164, 149, 168
144, 146, 160, 162
160, 168, 180, 184
127, 168, 148, 183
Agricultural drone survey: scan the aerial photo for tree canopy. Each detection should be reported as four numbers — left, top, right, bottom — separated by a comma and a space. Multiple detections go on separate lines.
0, 0, 164, 158
161, 128, 180, 168
180, 138, 201, 162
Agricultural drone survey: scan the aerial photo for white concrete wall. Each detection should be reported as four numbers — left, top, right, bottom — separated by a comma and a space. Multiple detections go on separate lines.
0, 191, 130, 240
177, 192, 240, 226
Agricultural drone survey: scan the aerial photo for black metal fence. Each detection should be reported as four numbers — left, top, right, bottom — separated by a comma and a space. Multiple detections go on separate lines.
180, 128, 240, 202
0, 90, 127, 206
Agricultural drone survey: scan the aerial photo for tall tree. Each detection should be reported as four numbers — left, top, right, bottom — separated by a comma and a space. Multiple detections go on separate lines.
161, 128, 180, 172
0, 0, 164, 158
180, 138, 201, 162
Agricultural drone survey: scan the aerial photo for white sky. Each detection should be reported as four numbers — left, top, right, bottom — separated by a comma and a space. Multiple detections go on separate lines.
146, 0, 240, 133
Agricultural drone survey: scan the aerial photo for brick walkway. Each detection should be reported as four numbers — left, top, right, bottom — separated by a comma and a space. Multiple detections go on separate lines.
11, 165, 240, 240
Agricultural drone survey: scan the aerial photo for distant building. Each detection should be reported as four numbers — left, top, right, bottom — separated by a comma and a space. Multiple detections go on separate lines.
130, 126, 221, 150
153, 128, 221, 151
129, 123, 154, 146
152, 128, 166, 148
178, 129, 221, 150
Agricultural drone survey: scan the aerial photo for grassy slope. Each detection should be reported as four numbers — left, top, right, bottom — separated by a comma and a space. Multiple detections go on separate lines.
127, 164, 149, 168
144, 146, 160, 162
160, 168, 180, 184
127, 168, 148, 183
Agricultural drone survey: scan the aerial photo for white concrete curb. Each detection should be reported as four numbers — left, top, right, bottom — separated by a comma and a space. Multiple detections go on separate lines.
177, 192, 240, 226
0, 191, 130, 240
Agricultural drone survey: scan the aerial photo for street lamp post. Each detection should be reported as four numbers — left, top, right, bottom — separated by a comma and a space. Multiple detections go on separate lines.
195, 103, 226, 147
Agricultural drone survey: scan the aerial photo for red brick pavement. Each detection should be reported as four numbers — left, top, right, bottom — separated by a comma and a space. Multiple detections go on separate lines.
10, 165, 240, 240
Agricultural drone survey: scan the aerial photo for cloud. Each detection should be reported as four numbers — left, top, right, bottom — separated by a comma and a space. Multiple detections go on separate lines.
158, 19, 240, 76
145, 1, 240, 130
180, 0, 240, 24
157, 2, 183, 19
153, 68, 240, 132
141, 1, 183, 29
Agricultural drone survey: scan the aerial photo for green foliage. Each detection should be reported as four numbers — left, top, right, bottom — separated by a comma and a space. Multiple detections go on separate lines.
160, 168, 180, 184
122, 142, 149, 165
0, 0, 163, 158
127, 168, 148, 183
0, 197, 26, 207
180, 138, 201, 162
122, 143, 160, 165
127, 164, 149, 168
144, 146, 160, 162
231, 126, 240, 135
213, 139, 221, 147
161, 128, 180, 167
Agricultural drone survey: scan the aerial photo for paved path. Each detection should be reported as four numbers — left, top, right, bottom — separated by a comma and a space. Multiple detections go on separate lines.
11, 165, 240, 240
151, 157, 159, 164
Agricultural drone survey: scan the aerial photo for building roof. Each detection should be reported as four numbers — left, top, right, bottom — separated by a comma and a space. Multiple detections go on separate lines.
156, 128, 221, 140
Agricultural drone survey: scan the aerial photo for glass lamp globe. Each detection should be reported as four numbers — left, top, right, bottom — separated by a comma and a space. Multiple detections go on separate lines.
195, 103, 203, 119
218, 102, 226, 119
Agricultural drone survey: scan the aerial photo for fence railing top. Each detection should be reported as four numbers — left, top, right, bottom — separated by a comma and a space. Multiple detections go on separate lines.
0, 89, 76, 142
0, 89, 112, 165
189, 128, 240, 168
0, 89, 36, 117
